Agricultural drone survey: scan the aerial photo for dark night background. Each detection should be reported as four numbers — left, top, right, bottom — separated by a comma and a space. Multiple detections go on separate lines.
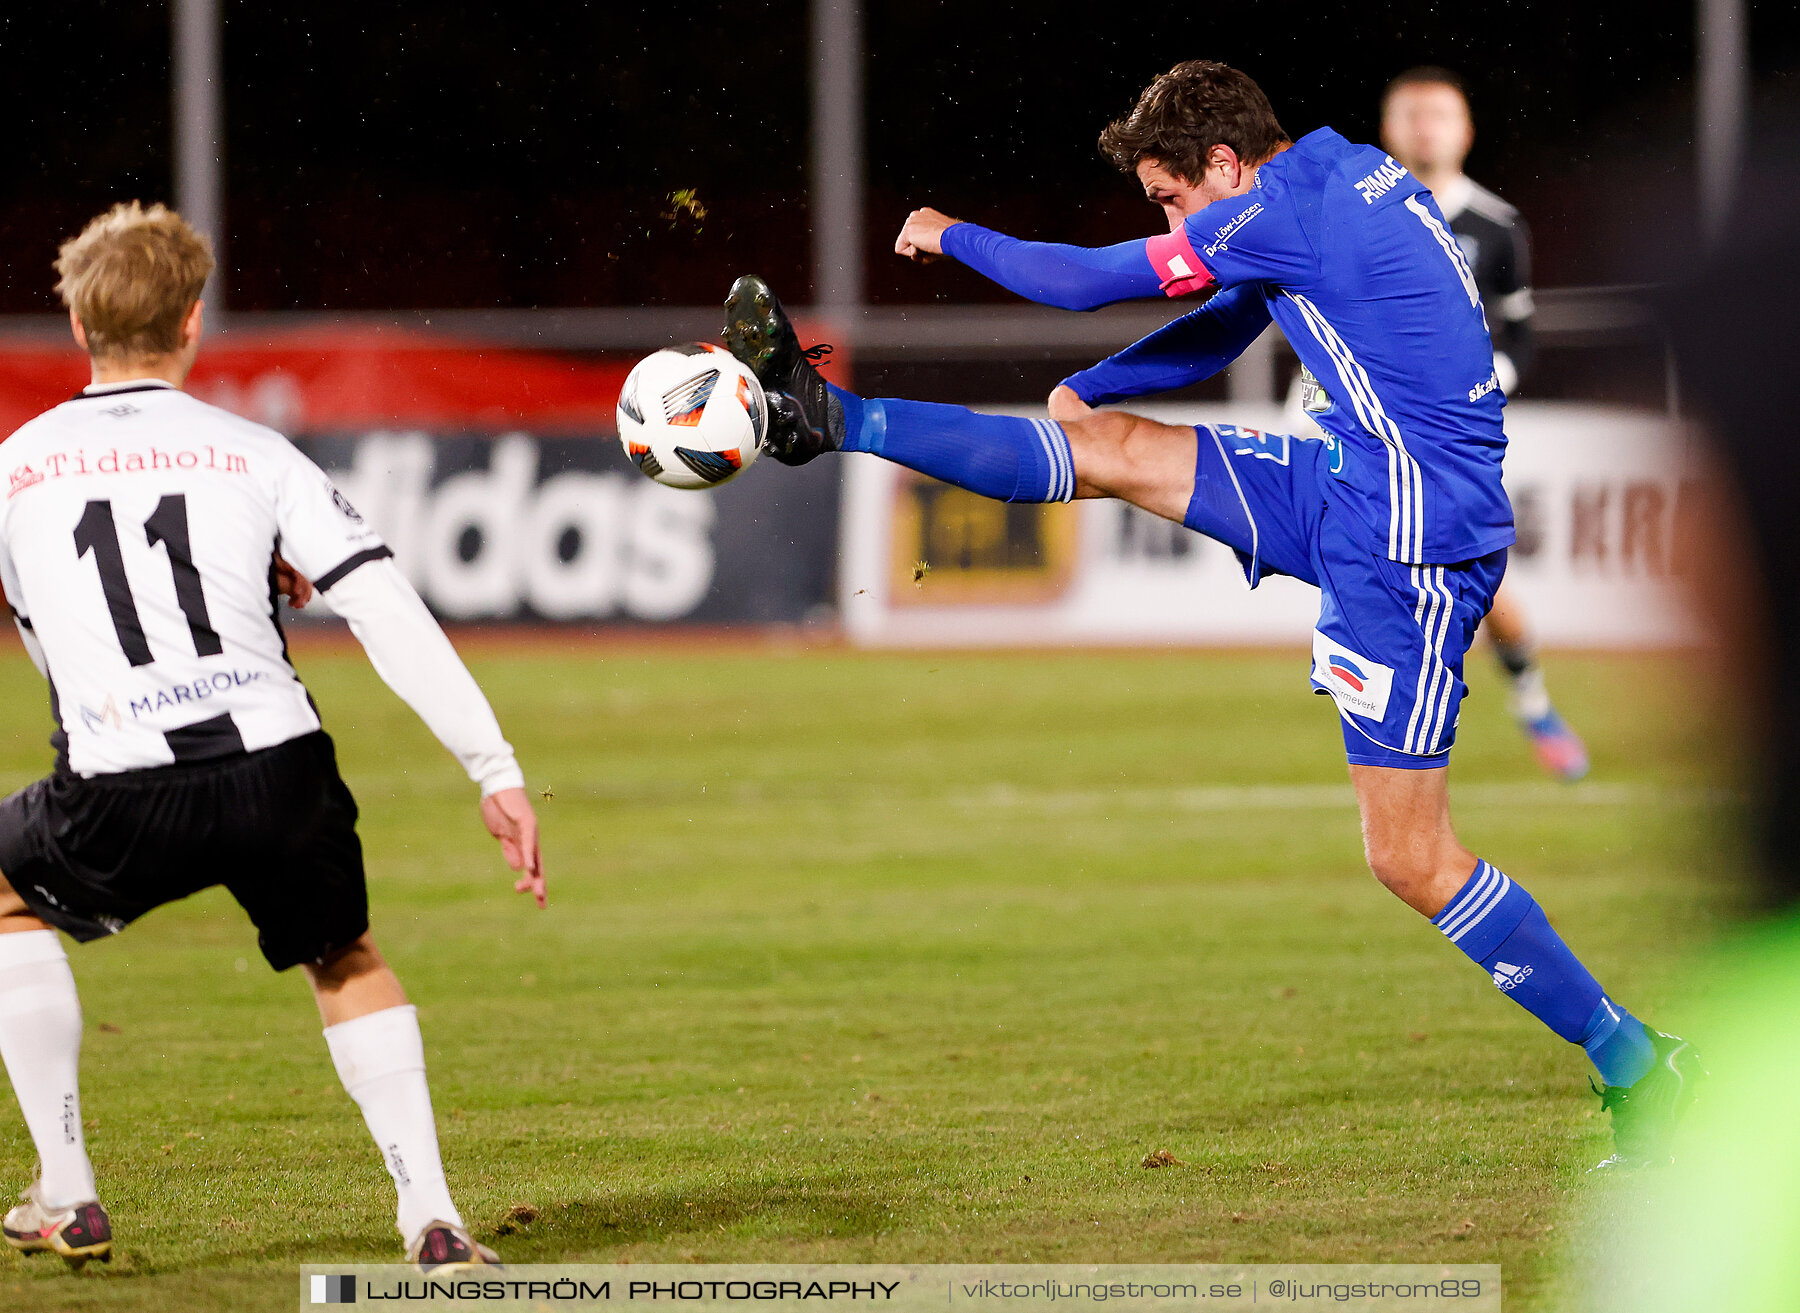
1, 2, 1797, 314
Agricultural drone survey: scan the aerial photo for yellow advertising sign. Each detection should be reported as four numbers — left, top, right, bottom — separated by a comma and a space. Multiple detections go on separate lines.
889, 474, 1079, 607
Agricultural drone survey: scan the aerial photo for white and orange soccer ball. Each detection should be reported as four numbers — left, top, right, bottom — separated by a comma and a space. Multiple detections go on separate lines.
615, 343, 767, 490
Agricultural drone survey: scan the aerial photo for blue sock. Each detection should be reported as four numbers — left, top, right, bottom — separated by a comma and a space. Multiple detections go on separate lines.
828, 384, 1074, 503
1432, 861, 1655, 1087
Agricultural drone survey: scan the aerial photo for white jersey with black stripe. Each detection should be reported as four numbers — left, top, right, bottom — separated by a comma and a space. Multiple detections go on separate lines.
0, 379, 390, 776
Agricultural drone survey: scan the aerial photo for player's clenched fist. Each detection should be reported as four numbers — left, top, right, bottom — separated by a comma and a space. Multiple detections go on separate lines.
895, 207, 960, 261
1046, 385, 1093, 424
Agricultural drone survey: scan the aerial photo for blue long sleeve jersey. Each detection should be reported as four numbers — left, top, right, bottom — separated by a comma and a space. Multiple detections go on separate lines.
938, 224, 1165, 311
936, 127, 1514, 567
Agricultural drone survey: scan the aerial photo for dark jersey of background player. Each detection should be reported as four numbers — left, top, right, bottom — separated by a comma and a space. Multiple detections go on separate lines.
1377, 65, 1588, 783
1437, 175, 1534, 390
1375, 69, 1591, 778
1380, 66, 1535, 395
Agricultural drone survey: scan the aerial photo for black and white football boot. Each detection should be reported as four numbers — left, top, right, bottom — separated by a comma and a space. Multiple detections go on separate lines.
721, 274, 844, 465
3, 1182, 113, 1269
407, 1219, 501, 1275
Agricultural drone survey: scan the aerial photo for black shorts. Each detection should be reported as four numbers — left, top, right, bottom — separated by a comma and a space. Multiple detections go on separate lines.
0, 731, 368, 971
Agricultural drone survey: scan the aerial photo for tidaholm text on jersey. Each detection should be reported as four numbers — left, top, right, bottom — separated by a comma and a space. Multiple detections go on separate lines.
8, 445, 250, 499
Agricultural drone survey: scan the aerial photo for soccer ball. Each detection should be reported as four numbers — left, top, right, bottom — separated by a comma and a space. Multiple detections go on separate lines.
616, 343, 767, 490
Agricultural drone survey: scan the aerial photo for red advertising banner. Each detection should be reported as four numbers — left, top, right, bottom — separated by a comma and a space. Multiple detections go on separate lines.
0, 328, 633, 434
0, 328, 847, 627
0, 319, 854, 436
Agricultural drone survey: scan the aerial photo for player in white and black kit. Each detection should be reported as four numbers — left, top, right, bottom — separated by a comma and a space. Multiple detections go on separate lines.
1381, 68, 1590, 782
0, 203, 544, 1274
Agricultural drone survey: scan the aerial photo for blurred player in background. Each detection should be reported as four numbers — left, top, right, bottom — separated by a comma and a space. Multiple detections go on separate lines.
1381, 66, 1589, 781
725, 60, 1700, 1170
0, 203, 543, 1273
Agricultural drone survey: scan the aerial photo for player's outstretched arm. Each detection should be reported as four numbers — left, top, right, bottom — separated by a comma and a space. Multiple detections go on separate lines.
269, 443, 544, 902
1057, 283, 1274, 407
896, 206, 1172, 312
319, 557, 547, 907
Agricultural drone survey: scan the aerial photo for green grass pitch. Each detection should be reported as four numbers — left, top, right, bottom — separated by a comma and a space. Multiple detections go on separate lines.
0, 641, 1736, 1312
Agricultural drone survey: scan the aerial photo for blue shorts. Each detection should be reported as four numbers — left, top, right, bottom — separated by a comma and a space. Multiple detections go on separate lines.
1183, 424, 1506, 769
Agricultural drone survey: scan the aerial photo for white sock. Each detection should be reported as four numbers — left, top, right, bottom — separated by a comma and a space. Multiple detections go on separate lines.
1509, 665, 1554, 723
0, 930, 96, 1209
323, 1004, 462, 1242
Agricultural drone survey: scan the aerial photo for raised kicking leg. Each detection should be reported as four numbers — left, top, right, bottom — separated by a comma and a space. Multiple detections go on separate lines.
834, 385, 1198, 513
306, 933, 496, 1271
0, 878, 110, 1268
724, 276, 1195, 509
723, 275, 1321, 590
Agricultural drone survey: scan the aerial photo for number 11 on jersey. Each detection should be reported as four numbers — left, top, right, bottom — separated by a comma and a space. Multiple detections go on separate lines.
73, 494, 223, 668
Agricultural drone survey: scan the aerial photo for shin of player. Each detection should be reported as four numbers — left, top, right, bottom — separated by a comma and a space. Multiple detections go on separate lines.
1348, 768, 1657, 1086
0, 927, 95, 1215
311, 937, 461, 1247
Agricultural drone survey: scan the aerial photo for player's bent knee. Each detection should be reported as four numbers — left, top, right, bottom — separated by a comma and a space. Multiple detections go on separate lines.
1061, 410, 1136, 478
1064, 412, 1193, 519
1361, 839, 1437, 905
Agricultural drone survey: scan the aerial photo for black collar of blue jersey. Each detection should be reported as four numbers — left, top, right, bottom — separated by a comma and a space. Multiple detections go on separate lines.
72, 380, 179, 402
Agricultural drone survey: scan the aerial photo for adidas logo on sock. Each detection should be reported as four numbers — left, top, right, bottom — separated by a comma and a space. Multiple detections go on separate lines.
1491, 961, 1534, 990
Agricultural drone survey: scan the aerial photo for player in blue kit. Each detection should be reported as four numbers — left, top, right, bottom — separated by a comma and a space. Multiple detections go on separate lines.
724, 61, 1701, 1170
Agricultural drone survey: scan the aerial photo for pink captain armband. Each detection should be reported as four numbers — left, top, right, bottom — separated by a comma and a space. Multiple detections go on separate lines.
1145, 227, 1216, 297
